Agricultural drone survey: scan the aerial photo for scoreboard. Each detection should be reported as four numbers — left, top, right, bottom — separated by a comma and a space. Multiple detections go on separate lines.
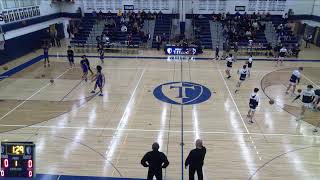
1, 142, 35, 178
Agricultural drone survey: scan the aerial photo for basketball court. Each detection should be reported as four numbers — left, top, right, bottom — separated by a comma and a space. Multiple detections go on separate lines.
0, 44, 320, 179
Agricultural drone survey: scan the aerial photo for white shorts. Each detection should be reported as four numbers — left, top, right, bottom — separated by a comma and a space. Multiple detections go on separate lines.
289, 82, 297, 86
250, 108, 257, 112
226, 66, 232, 71
303, 103, 313, 109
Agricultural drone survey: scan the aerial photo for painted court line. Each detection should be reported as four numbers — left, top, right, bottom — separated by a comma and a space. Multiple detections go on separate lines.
1, 124, 320, 138
0, 68, 71, 122
301, 73, 320, 88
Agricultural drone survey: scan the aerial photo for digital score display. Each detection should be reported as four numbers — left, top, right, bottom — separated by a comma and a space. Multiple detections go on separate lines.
1, 142, 35, 178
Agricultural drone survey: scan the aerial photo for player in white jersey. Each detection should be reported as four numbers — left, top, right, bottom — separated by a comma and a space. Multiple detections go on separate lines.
293, 85, 315, 121
247, 54, 253, 78
225, 54, 234, 79
277, 46, 287, 66
247, 88, 260, 123
235, 65, 249, 93
286, 67, 303, 95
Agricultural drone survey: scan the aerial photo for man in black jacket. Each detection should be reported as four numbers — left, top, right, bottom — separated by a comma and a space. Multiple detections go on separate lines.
185, 139, 206, 180
141, 142, 169, 180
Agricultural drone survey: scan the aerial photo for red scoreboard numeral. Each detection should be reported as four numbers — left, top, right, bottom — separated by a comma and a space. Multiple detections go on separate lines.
28, 170, 32, 177
3, 159, 8, 168
27, 160, 33, 168
0, 170, 4, 177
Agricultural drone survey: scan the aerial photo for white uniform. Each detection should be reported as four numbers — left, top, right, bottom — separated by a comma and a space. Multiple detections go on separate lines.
289, 70, 301, 85
279, 47, 287, 58
226, 57, 234, 70
238, 68, 248, 81
248, 57, 253, 69
301, 89, 315, 108
249, 92, 260, 111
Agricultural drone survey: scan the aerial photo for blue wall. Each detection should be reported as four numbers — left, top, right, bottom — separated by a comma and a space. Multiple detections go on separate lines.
0, 28, 49, 65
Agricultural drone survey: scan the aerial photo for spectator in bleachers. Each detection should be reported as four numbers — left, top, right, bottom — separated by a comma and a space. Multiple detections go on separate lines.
98, 10, 103, 21
305, 34, 312, 48
92, 10, 97, 18
156, 35, 161, 51
117, 9, 122, 17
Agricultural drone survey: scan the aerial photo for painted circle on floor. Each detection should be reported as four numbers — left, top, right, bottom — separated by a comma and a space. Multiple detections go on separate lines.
153, 82, 212, 105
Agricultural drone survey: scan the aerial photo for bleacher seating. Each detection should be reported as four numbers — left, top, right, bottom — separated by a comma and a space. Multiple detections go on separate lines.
194, 18, 212, 49
152, 16, 172, 48
271, 16, 298, 47
70, 15, 95, 45
102, 16, 143, 47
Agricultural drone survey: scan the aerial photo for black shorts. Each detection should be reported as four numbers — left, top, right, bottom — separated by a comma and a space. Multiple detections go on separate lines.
68, 56, 74, 63
249, 104, 257, 110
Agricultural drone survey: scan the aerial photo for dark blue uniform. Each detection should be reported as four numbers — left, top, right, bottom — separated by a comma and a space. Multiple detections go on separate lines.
67, 49, 74, 63
80, 60, 88, 73
95, 72, 105, 88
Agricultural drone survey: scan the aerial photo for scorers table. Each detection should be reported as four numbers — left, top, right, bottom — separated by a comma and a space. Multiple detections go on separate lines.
1, 142, 35, 178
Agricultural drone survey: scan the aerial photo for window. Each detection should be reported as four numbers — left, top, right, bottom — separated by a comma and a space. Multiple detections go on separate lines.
114, 0, 122, 10
248, 0, 257, 11
161, 0, 169, 10
199, 0, 207, 11
143, 0, 149, 10
105, 0, 112, 10
96, 0, 105, 11
152, 0, 160, 10
268, 0, 277, 11
208, 0, 217, 11
134, 0, 141, 10
258, 0, 267, 11
218, 0, 227, 12
277, 0, 286, 11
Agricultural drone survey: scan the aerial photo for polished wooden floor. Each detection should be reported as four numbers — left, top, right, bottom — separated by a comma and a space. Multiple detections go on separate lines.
0, 45, 320, 180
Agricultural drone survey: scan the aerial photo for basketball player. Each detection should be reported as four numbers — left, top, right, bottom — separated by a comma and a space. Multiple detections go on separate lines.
67, 46, 75, 68
313, 89, 320, 132
215, 46, 220, 60
247, 88, 260, 123
80, 56, 89, 82
313, 89, 320, 110
43, 44, 50, 68
293, 85, 315, 121
91, 65, 105, 96
286, 67, 303, 95
82, 55, 94, 75
235, 65, 249, 93
277, 46, 287, 66
98, 43, 104, 64
247, 54, 253, 78
225, 54, 234, 79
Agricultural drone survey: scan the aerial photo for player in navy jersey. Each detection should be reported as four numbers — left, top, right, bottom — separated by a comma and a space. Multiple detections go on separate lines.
81, 55, 94, 75
80, 56, 89, 82
293, 85, 315, 121
225, 54, 234, 79
91, 65, 105, 96
313, 89, 320, 110
286, 67, 303, 95
214, 46, 220, 60
43, 44, 50, 68
247, 88, 260, 123
67, 46, 75, 68
235, 65, 249, 93
247, 55, 253, 78
98, 43, 104, 64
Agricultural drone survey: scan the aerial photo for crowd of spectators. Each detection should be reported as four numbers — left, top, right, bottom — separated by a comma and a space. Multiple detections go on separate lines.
215, 12, 267, 45
91, 10, 163, 47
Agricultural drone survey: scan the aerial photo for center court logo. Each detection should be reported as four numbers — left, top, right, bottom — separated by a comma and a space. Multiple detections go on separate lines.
153, 82, 211, 105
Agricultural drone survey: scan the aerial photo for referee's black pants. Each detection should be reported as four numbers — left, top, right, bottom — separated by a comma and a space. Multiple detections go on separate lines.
189, 167, 203, 180
147, 169, 162, 180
